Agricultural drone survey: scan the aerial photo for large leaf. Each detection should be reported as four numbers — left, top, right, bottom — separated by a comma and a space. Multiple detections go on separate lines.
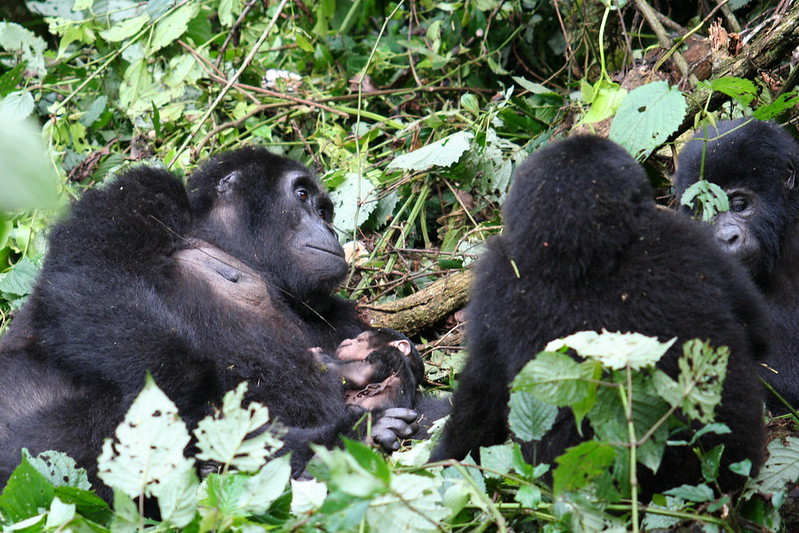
150, 4, 199, 52
0, 90, 34, 121
0, 22, 47, 76
194, 382, 282, 473
552, 441, 615, 495
238, 455, 292, 515
327, 171, 378, 241
99, 14, 149, 42
546, 330, 675, 370
388, 131, 474, 172
0, 451, 55, 522
609, 81, 686, 160
0, 111, 61, 212
97, 375, 195, 499
508, 389, 558, 441
743, 436, 799, 502
652, 340, 728, 424
365, 473, 450, 532
511, 351, 596, 407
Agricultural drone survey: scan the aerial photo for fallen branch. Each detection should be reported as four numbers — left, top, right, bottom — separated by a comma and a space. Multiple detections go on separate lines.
678, 2, 799, 134
359, 270, 474, 336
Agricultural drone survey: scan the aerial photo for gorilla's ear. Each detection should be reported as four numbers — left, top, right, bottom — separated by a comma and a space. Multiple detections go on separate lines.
216, 171, 240, 194
785, 160, 796, 191
390, 339, 412, 357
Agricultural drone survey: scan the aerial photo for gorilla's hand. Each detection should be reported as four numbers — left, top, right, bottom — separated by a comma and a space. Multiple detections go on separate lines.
371, 408, 419, 452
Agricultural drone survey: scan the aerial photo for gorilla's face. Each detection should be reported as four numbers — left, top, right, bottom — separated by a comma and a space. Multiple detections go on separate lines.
187, 147, 347, 301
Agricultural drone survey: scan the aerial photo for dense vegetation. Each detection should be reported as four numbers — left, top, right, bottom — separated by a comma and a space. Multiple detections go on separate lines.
2, 0, 799, 530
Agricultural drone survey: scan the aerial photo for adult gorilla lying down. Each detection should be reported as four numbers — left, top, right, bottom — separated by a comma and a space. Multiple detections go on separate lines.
0, 147, 420, 494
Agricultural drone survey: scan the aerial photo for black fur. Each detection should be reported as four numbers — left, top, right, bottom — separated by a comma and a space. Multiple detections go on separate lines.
675, 118, 799, 412
0, 147, 415, 495
431, 135, 769, 495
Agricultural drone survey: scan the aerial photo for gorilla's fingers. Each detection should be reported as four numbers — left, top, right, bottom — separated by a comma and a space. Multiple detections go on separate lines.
381, 407, 418, 422
371, 414, 420, 451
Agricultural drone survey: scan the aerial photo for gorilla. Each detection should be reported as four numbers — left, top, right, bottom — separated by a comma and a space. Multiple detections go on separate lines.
674, 118, 799, 412
0, 147, 420, 495
430, 135, 769, 495
312, 327, 425, 411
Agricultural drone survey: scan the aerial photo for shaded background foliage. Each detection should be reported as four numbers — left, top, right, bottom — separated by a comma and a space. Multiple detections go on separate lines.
2, 0, 799, 530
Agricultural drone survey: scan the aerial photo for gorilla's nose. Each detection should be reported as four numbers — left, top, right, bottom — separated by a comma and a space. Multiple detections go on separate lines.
716, 226, 742, 252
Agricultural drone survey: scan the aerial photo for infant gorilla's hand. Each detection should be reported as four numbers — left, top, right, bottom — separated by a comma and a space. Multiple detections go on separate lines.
371, 407, 419, 451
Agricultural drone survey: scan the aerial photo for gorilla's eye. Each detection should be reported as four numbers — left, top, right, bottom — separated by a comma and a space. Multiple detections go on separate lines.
296, 188, 309, 202
730, 197, 748, 213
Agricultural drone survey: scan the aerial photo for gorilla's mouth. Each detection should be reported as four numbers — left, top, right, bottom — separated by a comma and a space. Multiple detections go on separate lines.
305, 244, 345, 259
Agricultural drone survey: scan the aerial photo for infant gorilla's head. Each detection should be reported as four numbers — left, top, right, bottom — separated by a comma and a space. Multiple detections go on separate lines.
335, 328, 424, 383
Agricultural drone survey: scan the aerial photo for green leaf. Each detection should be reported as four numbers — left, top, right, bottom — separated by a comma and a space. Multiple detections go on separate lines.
663, 483, 714, 502
588, 377, 669, 474
680, 180, 730, 221
312, 446, 386, 498
579, 78, 626, 125
97, 375, 195, 499
0, 257, 41, 297
552, 441, 615, 495
479, 444, 515, 478
0, 63, 25, 97
0, 451, 55, 522
110, 490, 140, 533
512, 76, 555, 94
295, 33, 314, 53
327, 172, 378, 241
343, 438, 391, 482
460, 93, 479, 116
0, 110, 60, 212
609, 81, 686, 160
511, 351, 595, 407
218, 0, 238, 27
201, 473, 248, 515
546, 330, 675, 370
150, 3, 200, 52
515, 485, 542, 508
78, 95, 108, 127
754, 92, 799, 120
508, 388, 558, 441
24, 450, 90, 490
99, 14, 149, 42
238, 455, 292, 515
53, 487, 111, 525
701, 444, 724, 482
702, 77, 757, 107
119, 58, 152, 111
365, 474, 450, 532
743, 436, 799, 501
157, 466, 198, 528
194, 382, 282, 473
388, 131, 474, 171
653, 340, 728, 424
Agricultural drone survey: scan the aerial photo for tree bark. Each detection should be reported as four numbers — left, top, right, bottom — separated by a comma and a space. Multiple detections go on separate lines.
358, 270, 474, 336
678, 3, 799, 134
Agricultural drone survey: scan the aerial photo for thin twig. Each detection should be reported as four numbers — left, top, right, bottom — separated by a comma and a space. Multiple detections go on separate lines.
634, 0, 697, 85
169, 0, 291, 167
214, 0, 260, 69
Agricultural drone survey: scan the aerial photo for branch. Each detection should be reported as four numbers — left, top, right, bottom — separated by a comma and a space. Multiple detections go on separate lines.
358, 270, 474, 336
678, 2, 799, 134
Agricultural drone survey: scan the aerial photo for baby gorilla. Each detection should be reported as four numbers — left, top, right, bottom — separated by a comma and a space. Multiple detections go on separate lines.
312, 328, 424, 411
